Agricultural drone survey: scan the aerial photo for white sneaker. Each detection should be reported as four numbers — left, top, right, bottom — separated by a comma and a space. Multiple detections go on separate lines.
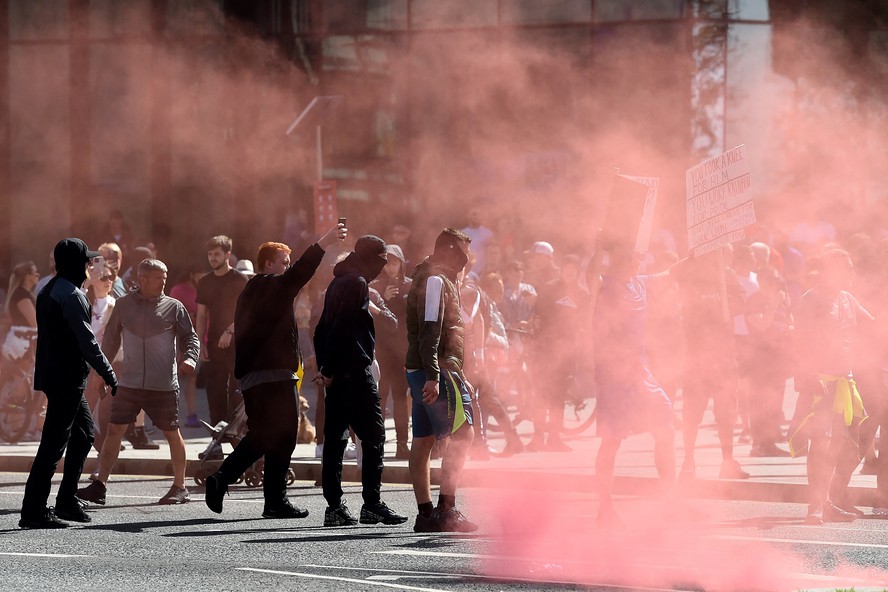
344, 441, 357, 460
314, 443, 324, 458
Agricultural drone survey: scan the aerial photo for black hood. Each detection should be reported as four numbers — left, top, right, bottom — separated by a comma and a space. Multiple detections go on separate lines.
334, 252, 385, 283
54, 238, 98, 287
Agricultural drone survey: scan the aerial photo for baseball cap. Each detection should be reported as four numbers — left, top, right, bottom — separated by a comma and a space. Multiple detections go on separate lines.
355, 235, 388, 262
235, 259, 255, 277
531, 241, 554, 257
54, 238, 100, 263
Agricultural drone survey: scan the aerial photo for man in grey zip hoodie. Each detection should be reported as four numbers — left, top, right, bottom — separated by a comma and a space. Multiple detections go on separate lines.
77, 258, 200, 506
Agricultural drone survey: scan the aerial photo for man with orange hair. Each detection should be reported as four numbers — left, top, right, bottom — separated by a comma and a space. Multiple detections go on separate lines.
205, 226, 346, 519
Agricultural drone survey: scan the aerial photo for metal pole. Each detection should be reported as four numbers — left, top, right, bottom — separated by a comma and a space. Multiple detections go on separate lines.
316, 124, 323, 181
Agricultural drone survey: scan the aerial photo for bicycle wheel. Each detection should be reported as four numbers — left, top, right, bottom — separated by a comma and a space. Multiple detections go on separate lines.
561, 395, 596, 436
0, 373, 34, 444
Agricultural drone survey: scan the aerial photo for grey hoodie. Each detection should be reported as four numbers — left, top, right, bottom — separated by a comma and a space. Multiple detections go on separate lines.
102, 290, 199, 391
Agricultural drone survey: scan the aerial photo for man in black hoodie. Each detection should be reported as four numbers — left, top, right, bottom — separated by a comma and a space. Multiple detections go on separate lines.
20, 238, 118, 529
204, 225, 344, 519
314, 235, 408, 527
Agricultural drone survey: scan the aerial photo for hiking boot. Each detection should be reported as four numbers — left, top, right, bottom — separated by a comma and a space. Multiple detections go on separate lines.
413, 513, 440, 533
205, 474, 227, 514
54, 499, 91, 523
394, 443, 410, 460
159, 485, 190, 505
718, 459, 750, 479
76, 480, 107, 505
823, 502, 857, 523
126, 426, 160, 450
324, 502, 358, 526
19, 508, 70, 530
437, 508, 479, 533
262, 498, 309, 519
360, 502, 408, 525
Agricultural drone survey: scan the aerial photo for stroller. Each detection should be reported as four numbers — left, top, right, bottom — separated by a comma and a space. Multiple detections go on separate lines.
192, 394, 296, 489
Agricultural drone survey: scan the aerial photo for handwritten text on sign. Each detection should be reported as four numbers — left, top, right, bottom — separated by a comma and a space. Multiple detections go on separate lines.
686, 145, 754, 256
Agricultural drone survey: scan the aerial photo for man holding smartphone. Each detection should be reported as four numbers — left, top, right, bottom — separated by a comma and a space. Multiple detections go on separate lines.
205, 223, 347, 519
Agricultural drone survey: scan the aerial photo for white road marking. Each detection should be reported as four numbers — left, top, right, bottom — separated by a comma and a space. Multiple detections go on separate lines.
236, 567, 452, 592
303, 564, 694, 591
372, 549, 490, 559
0, 552, 88, 558
715, 534, 888, 550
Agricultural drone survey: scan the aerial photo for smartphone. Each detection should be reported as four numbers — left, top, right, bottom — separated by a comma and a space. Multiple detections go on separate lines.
338, 216, 346, 226
89, 255, 105, 281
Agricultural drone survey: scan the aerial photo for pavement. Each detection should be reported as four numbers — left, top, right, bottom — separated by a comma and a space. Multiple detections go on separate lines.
0, 379, 883, 508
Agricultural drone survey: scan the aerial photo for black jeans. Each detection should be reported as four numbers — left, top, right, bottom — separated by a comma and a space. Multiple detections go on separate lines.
205, 348, 241, 426
322, 366, 385, 508
216, 380, 299, 506
22, 388, 94, 516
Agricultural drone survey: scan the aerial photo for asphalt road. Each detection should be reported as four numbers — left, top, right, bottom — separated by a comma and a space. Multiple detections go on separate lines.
1, 473, 887, 592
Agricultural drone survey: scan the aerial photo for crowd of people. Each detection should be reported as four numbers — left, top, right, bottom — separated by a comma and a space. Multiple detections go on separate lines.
8, 204, 888, 531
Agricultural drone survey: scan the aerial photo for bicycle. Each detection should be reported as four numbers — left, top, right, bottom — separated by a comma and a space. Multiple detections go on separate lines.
0, 328, 42, 444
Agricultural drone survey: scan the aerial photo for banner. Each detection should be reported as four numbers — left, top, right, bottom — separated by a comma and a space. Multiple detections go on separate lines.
686, 145, 754, 256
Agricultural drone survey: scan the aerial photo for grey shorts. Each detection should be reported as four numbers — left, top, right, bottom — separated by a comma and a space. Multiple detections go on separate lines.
110, 386, 180, 432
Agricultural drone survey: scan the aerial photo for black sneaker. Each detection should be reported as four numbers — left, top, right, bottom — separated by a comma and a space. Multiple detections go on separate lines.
76, 480, 107, 505
205, 474, 227, 514
159, 485, 190, 505
19, 508, 70, 529
360, 502, 408, 525
262, 498, 309, 519
324, 503, 358, 526
413, 513, 440, 533
54, 500, 91, 523
823, 502, 857, 523
437, 508, 479, 533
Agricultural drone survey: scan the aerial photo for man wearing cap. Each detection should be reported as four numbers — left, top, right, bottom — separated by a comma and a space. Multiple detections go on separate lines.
313, 235, 408, 527
20, 238, 118, 529
204, 226, 345, 520
525, 240, 560, 292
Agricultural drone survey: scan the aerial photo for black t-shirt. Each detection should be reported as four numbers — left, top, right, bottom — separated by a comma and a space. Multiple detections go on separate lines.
9, 286, 35, 326
196, 269, 248, 346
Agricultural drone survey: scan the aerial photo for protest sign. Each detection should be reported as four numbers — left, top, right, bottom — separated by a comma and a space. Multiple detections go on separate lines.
686, 145, 754, 256
618, 174, 659, 254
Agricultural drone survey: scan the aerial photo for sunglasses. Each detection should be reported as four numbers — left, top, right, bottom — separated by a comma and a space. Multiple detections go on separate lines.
100, 275, 114, 282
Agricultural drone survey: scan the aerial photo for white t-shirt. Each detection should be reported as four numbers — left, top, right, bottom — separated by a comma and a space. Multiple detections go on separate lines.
91, 295, 115, 345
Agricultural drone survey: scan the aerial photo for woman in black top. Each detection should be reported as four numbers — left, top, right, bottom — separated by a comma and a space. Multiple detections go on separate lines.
6, 261, 39, 328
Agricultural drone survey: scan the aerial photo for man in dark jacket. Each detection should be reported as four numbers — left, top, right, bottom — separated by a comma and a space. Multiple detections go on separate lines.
204, 225, 344, 519
20, 238, 118, 529
314, 235, 408, 527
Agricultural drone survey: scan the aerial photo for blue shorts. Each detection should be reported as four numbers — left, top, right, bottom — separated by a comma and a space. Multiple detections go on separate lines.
407, 368, 473, 440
